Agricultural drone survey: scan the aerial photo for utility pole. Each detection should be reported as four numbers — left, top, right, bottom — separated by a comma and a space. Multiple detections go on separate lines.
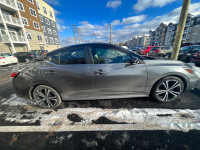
171, 0, 191, 60
77, 28, 81, 44
110, 23, 112, 44
72, 25, 76, 44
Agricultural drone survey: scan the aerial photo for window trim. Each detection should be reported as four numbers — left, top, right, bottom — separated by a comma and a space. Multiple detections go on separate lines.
37, 35, 42, 42
33, 21, 40, 29
43, 6, 47, 14
36, 1, 40, 10
27, 0, 34, 4
17, 1, 25, 12
39, 15, 43, 22
26, 32, 32, 40
29, 7, 37, 17
21, 17, 29, 26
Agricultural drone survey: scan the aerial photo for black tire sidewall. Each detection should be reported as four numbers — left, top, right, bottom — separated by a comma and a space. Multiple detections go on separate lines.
152, 76, 184, 103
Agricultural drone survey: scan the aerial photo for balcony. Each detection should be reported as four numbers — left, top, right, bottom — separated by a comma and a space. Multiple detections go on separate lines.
2, 13, 23, 27
0, 33, 27, 43
0, 0, 17, 11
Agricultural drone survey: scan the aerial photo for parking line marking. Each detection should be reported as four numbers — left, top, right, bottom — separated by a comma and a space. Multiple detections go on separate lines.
0, 124, 168, 132
1, 123, 200, 132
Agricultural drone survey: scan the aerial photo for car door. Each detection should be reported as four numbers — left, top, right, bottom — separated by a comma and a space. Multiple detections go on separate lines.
44, 46, 94, 100
88, 45, 147, 98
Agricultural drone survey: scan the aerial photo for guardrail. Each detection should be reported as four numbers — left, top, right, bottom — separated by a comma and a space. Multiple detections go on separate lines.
0, 0, 17, 9
3, 13, 22, 26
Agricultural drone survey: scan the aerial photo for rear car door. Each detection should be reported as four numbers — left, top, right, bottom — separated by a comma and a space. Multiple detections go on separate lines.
44, 46, 94, 100
88, 45, 147, 98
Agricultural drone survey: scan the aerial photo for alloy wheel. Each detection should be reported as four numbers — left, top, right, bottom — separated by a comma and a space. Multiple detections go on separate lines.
33, 86, 59, 108
156, 80, 182, 102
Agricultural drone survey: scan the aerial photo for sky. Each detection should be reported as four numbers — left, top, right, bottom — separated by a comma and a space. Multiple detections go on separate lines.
44, 0, 200, 47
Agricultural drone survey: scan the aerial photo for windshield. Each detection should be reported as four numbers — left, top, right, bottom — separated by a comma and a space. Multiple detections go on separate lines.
180, 46, 195, 51
0, 53, 12, 56
151, 47, 159, 50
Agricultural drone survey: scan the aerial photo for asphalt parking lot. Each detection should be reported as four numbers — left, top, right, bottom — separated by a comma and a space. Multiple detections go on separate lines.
0, 64, 200, 149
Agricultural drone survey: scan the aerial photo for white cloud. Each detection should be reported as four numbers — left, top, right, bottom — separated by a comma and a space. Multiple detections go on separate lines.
44, 0, 60, 6
133, 0, 177, 12
122, 15, 146, 24
106, 0, 122, 9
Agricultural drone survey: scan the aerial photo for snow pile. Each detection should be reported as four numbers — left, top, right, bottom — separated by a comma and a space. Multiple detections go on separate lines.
1, 94, 200, 132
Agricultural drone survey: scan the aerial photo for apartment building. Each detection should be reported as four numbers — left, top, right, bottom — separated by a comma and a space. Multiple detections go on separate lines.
154, 23, 167, 46
126, 35, 149, 47
140, 35, 149, 46
149, 30, 156, 46
164, 22, 177, 46
17, 0, 46, 50
36, 0, 60, 51
0, 0, 30, 54
187, 15, 200, 44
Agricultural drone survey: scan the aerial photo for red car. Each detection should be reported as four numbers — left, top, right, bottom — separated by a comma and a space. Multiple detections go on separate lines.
191, 51, 200, 66
140, 46, 160, 55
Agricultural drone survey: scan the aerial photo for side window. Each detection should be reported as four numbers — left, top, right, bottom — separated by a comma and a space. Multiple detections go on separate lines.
47, 52, 59, 64
91, 47, 132, 64
60, 48, 86, 65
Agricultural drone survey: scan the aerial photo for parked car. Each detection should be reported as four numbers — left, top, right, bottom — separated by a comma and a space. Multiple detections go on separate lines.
30, 50, 48, 56
165, 45, 200, 61
191, 51, 200, 66
152, 46, 173, 57
14, 52, 37, 63
140, 46, 160, 55
12, 43, 198, 109
0, 52, 18, 66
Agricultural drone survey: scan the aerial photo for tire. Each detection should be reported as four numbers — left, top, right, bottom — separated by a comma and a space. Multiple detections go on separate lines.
32, 85, 62, 109
151, 76, 184, 102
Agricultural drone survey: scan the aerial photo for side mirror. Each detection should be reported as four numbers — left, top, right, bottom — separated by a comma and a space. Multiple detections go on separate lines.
130, 57, 139, 64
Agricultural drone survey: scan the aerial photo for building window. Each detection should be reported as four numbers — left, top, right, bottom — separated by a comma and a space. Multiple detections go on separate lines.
49, 11, 53, 18
43, 7, 47, 14
45, 18, 50, 25
53, 30, 57, 35
21, 17, 29, 26
39, 15, 43, 22
36, 2, 40, 10
51, 21, 55, 27
49, 37, 54, 43
37, 35, 42, 41
33, 21, 40, 29
30, 8, 37, 17
40, 46, 44, 50
17, 1, 25, 11
47, 28, 52, 34
42, 26, 46, 32
45, 36, 48, 43
26, 32, 32, 40
54, 38, 59, 44
27, 0, 34, 4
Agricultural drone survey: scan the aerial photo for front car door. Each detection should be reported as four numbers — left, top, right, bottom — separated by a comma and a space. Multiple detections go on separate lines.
88, 45, 148, 99
44, 46, 94, 100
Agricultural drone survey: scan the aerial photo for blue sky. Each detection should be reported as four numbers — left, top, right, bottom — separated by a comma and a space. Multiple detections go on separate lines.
44, 0, 200, 46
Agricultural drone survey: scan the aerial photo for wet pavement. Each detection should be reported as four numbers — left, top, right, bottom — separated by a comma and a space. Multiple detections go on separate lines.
0, 64, 200, 149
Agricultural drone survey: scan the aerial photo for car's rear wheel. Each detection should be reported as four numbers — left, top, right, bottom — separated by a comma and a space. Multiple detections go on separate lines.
33, 85, 62, 109
152, 76, 184, 102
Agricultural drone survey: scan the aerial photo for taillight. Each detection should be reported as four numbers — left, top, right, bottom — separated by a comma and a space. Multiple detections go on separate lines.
0, 57, 5, 59
193, 53, 198, 57
30, 55, 33, 57
154, 50, 160, 52
13, 56, 16, 58
11, 72, 20, 79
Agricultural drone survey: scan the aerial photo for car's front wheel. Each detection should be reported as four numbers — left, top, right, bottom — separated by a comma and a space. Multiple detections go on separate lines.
32, 85, 62, 109
152, 76, 184, 102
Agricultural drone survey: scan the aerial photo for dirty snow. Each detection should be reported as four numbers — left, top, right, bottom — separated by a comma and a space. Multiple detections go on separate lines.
1, 94, 200, 132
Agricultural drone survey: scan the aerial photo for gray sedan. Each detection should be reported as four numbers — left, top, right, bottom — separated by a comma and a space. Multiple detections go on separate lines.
12, 43, 199, 108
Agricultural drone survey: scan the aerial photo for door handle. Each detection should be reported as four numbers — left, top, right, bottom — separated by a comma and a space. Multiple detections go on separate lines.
94, 69, 106, 75
45, 70, 56, 75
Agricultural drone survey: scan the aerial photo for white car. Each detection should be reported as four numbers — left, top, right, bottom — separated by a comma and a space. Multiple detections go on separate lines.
0, 53, 18, 66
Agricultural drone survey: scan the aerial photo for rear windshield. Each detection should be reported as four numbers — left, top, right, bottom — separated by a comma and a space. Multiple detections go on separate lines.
0, 53, 12, 56
151, 47, 159, 50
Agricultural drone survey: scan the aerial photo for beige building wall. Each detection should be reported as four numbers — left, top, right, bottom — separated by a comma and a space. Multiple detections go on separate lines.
0, 43, 27, 53
25, 28, 46, 50
44, 44, 61, 52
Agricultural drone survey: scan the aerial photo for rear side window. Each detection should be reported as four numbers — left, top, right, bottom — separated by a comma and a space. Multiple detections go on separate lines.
47, 52, 59, 64
60, 48, 86, 65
